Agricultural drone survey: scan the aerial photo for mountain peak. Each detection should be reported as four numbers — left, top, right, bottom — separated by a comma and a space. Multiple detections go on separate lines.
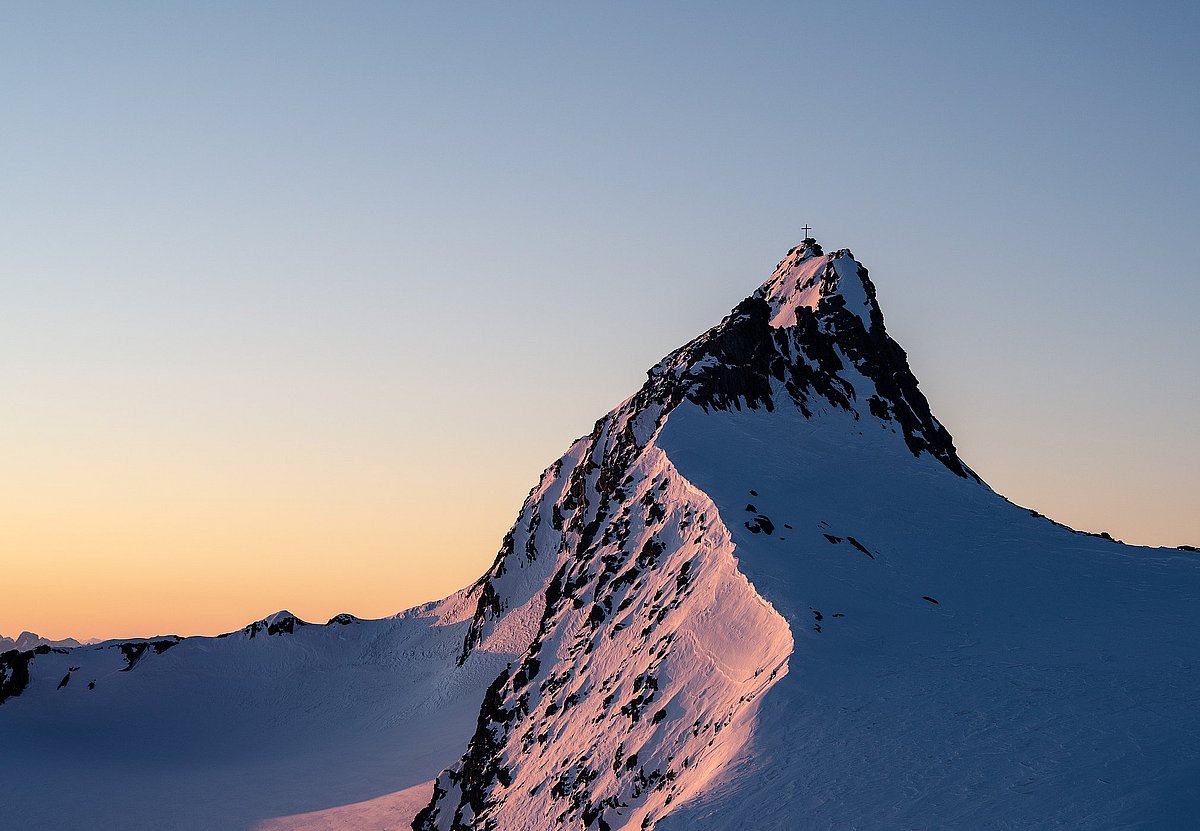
223, 610, 309, 639
641, 239, 972, 479
756, 242, 879, 333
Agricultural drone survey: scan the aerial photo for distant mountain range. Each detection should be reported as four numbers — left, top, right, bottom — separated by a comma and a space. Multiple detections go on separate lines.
0, 632, 100, 651
3, 238, 1197, 830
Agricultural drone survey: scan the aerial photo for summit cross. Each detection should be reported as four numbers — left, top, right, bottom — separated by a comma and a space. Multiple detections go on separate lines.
801, 224, 812, 238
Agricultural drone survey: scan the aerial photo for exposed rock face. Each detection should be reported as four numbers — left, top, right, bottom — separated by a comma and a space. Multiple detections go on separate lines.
0, 649, 34, 705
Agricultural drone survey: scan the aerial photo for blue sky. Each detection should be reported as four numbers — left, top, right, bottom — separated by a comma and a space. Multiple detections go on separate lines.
3, 2, 1198, 636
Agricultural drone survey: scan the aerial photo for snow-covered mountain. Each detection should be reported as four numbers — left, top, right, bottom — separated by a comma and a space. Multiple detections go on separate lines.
3, 239, 1198, 831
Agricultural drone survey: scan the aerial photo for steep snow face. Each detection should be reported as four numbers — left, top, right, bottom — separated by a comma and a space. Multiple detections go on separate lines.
417, 431, 791, 831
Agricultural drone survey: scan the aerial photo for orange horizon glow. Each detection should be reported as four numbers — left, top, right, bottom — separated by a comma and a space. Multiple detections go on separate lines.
5, 396, 1196, 643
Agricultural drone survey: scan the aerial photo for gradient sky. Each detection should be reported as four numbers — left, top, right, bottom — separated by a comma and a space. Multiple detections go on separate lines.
3, 2, 1198, 640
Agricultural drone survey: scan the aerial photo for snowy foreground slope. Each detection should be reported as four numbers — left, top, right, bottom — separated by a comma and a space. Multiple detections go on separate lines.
0, 601, 513, 830
4, 239, 1198, 830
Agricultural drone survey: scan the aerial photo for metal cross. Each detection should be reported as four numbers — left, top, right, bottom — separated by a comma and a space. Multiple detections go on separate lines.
801, 224, 812, 238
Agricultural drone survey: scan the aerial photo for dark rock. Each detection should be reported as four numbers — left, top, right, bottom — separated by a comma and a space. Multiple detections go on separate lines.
744, 515, 775, 535
845, 536, 876, 560
119, 643, 148, 672
266, 614, 306, 637
0, 649, 33, 704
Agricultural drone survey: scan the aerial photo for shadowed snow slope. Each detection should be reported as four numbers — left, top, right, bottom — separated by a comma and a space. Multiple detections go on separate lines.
0, 597, 512, 831
655, 405, 1200, 830
3, 239, 1198, 830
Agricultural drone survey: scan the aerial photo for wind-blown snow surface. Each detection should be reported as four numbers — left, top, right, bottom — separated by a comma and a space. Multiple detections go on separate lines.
3, 239, 1198, 830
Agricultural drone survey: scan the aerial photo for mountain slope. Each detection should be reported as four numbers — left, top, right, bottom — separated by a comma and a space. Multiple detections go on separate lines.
3, 239, 1197, 831
655, 405, 1200, 830
414, 240, 1200, 830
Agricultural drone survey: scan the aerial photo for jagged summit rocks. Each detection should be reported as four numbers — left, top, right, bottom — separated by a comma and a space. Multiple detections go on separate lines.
3, 239, 1199, 831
